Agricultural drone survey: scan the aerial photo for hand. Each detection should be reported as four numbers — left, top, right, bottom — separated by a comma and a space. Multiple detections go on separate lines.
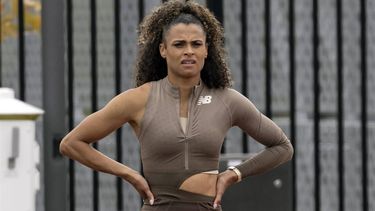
213, 170, 238, 209
126, 172, 155, 205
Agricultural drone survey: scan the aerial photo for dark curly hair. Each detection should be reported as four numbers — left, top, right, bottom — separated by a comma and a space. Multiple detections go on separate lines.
135, 0, 232, 89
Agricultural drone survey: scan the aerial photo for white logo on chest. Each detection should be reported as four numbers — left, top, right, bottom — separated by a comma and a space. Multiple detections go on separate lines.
197, 95, 212, 105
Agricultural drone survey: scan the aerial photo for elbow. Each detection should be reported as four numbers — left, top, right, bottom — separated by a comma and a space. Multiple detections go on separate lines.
59, 135, 73, 157
285, 141, 294, 162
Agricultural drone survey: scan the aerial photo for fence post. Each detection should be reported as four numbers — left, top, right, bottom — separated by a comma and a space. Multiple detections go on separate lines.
41, 0, 68, 210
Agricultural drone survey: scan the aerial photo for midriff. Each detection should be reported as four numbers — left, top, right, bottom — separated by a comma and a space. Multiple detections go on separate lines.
179, 172, 218, 197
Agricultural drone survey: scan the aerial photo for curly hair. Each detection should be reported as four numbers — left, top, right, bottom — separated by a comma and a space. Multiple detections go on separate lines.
135, 0, 232, 89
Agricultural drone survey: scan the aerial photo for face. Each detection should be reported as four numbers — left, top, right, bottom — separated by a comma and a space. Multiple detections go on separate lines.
159, 23, 208, 81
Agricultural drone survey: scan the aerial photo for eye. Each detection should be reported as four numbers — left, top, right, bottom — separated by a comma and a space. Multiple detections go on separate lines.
192, 41, 203, 47
173, 42, 184, 48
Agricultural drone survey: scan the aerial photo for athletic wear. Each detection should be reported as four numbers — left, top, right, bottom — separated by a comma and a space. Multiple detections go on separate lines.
138, 77, 293, 209
142, 201, 221, 211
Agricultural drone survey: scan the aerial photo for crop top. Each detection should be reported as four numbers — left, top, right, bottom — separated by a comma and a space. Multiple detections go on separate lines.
137, 77, 293, 204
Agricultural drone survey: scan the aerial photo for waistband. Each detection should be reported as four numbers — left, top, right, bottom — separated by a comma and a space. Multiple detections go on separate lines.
142, 201, 221, 211
144, 186, 215, 205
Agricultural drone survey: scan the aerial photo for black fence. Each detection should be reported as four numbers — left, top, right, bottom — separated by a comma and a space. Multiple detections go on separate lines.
0, 0, 371, 211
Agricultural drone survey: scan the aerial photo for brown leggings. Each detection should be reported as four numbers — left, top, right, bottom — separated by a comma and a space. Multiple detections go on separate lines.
141, 186, 222, 211
141, 202, 222, 211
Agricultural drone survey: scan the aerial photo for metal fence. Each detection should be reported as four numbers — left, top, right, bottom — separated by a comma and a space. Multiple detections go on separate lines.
0, 0, 374, 211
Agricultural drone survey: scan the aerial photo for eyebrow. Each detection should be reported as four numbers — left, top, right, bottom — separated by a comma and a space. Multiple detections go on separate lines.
171, 39, 204, 43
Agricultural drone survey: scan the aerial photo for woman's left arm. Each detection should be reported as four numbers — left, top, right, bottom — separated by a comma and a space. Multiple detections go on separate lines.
227, 89, 294, 177
213, 89, 294, 208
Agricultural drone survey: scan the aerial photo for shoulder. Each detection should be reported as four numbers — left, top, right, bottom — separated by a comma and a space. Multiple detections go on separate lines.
117, 83, 152, 109
212, 87, 247, 103
101, 83, 152, 122
213, 87, 258, 113
125, 83, 152, 98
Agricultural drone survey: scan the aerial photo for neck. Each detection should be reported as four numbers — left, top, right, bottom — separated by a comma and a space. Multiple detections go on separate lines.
167, 75, 200, 100
167, 75, 200, 90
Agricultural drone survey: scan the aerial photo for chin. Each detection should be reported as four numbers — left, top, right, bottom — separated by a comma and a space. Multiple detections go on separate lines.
180, 70, 200, 78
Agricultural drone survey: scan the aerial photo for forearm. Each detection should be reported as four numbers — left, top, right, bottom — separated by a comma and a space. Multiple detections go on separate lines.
60, 138, 137, 181
235, 110, 294, 179
236, 136, 293, 178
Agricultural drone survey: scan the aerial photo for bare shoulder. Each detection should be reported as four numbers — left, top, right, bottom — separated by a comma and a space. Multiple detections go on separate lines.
100, 83, 152, 123
120, 83, 152, 109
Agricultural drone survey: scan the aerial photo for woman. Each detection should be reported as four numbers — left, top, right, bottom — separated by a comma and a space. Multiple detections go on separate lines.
60, 1, 294, 210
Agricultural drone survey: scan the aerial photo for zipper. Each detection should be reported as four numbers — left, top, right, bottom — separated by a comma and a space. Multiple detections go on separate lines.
184, 141, 189, 170
183, 112, 189, 170
183, 89, 195, 170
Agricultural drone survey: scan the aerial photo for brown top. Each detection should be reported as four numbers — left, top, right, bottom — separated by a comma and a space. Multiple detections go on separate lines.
138, 77, 293, 191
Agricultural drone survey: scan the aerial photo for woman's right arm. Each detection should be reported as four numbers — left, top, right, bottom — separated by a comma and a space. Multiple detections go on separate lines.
59, 84, 154, 203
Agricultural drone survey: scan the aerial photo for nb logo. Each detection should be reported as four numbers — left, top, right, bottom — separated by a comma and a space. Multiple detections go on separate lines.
197, 95, 212, 105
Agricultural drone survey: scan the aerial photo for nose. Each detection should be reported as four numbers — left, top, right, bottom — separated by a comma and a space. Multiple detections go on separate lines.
184, 45, 194, 55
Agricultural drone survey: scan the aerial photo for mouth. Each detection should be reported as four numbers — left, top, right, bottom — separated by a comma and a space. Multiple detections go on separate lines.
181, 59, 196, 65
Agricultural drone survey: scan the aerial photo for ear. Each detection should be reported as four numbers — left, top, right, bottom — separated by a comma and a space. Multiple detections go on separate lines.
159, 43, 166, 59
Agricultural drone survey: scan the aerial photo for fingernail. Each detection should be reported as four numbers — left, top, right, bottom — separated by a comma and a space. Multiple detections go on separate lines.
213, 204, 217, 209
150, 199, 154, 205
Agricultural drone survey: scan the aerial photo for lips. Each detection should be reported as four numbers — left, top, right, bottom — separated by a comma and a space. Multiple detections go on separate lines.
181, 59, 196, 64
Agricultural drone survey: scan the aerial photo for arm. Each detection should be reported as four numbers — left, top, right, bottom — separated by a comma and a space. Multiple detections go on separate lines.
229, 89, 294, 178
59, 83, 154, 203
214, 89, 294, 208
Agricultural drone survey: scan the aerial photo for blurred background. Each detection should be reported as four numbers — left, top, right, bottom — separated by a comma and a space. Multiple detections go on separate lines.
0, 0, 374, 210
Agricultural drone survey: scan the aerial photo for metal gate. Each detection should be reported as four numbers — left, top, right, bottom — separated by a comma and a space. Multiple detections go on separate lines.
0, 0, 374, 211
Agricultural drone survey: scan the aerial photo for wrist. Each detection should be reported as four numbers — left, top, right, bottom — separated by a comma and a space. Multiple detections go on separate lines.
227, 166, 242, 183
118, 166, 138, 182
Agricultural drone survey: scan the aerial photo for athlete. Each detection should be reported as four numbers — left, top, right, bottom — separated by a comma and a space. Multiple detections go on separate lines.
60, 1, 294, 210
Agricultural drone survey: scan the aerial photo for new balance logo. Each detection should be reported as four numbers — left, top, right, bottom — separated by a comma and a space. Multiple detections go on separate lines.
197, 95, 212, 105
